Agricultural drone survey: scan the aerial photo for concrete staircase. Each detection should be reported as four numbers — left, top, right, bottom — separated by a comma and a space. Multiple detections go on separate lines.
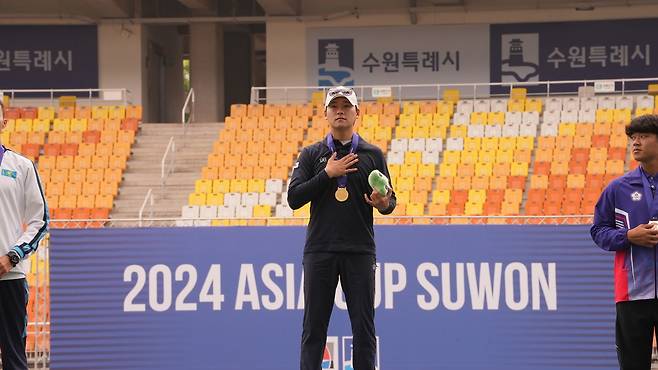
110, 122, 220, 220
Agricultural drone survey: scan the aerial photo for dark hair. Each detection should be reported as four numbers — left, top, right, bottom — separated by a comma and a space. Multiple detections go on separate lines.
626, 114, 658, 137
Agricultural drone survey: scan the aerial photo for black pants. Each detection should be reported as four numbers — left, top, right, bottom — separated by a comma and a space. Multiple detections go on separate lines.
616, 298, 658, 370
300, 253, 376, 370
0, 279, 28, 370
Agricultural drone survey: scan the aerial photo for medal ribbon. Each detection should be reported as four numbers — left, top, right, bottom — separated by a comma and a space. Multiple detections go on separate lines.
0, 145, 5, 166
326, 133, 359, 189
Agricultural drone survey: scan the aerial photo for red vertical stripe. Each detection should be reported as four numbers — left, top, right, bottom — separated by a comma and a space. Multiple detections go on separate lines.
614, 250, 630, 302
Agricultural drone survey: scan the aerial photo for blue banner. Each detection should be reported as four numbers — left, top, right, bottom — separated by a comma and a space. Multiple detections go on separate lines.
490, 18, 658, 93
0, 26, 98, 91
50, 226, 616, 370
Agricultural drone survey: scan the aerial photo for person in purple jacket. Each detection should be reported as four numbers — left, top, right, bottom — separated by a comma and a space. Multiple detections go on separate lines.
591, 114, 658, 370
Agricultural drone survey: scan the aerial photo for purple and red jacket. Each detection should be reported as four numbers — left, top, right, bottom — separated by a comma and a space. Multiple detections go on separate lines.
591, 166, 658, 302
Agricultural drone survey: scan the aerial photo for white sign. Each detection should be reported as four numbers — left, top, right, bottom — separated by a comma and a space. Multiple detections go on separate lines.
371, 86, 392, 98
307, 24, 490, 99
594, 80, 616, 93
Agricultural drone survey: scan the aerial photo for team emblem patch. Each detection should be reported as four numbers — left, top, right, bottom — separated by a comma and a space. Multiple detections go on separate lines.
631, 191, 642, 201
1, 169, 17, 179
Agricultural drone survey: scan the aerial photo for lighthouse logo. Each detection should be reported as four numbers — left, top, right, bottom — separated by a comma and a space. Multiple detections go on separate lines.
318, 39, 355, 86
500, 33, 539, 82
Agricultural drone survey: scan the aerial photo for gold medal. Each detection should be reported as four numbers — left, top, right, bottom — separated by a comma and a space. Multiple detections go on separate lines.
335, 187, 349, 202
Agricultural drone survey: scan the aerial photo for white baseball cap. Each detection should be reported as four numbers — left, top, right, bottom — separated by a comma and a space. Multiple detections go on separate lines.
324, 86, 358, 109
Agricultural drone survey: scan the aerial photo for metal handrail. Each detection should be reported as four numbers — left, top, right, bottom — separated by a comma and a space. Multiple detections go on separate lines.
181, 88, 195, 134
138, 188, 154, 227
161, 136, 175, 187
250, 76, 658, 104
2, 88, 130, 105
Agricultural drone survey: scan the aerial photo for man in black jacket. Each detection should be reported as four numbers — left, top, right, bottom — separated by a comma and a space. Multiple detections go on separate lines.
288, 86, 396, 370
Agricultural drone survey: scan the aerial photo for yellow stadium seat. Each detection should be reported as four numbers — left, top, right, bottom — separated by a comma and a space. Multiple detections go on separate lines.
212, 179, 231, 193
495, 149, 514, 163
362, 114, 379, 127
443, 150, 461, 164
508, 99, 525, 112
109, 106, 126, 119
229, 179, 248, 193
416, 113, 433, 126
498, 137, 516, 151
406, 202, 425, 216
404, 151, 422, 165
442, 89, 460, 103
516, 136, 534, 150
636, 107, 653, 117
411, 125, 430, 138
69, 118, 87, 132
92, 106, 109, 119
400, 114, 416, 126
439, 162, 458, 177
525, 98, 542, 112
27, 121, 48, 136
188, 193, 206, 206
613, 109, 631, 123
468, 189, 487, 203
403, 102, 421, 115
473, 149, 494, 164
374, 127, 393, 141
464, 201, 484, 216
464, 137, 481, 151
431, 189, 451, 204
3, 119, 15, 132
510, 88, 527, 100
15, 119, 32, 132
247, 179, 265, 193
433, 113, 452, 127
253, 205, 272, 218
195, 179, 213, 193
38, 107, 56, 120
401, 164, 418, 178
487, 112, 505, 125
429, 126, 448, 138
475, 162, 493, 176
206, 193, 224, 206
471, 112, 487, 125
596, 109, 614, 123
357, 126, 375, 140
395, 190, 411, 204
449, 125, 467, 138
510, 162, 529, 176
436, 101, 454, 115
460, 150, 478, 165
53, 118, 72, 132
480, 137, 499, 151
418, 163, 435, 177
558, 123, 576, 136
388, 164, 401, 178
397, 177, 415, 192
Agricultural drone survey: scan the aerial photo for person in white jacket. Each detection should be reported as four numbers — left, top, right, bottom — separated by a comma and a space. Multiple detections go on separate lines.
0, 101, 49, 370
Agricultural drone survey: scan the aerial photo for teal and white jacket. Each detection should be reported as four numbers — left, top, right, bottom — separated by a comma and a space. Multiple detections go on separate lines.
0, 146, 49, 280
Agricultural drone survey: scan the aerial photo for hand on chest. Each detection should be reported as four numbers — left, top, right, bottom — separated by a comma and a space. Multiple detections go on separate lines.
317, 150, 374, 178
